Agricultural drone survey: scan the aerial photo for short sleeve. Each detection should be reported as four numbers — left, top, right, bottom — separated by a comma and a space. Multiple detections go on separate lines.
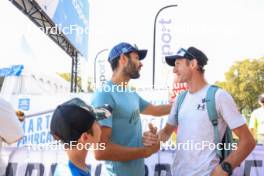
137, 93, 149, 112
0, 98, 23, 144
215, 89, 246, 129
166, 97, 178, 127
91, 91, 115, 128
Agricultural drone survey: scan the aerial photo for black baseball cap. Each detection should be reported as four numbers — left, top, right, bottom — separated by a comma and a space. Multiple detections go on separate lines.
50, 98, 112, 144
165, 47, 208, 67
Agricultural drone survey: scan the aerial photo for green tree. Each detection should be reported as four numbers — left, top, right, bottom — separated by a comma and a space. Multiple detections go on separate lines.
216, 57, 264, 115
86, 77, 95, 92
58, 73, 94, 92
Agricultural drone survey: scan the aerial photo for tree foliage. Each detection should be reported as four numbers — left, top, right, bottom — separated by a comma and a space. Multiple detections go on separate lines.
58, 73, 94, 92
216, 57, 264, 114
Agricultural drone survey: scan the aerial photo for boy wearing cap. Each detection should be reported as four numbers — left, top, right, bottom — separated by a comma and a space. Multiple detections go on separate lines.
0, 97, 24, 176
143, 47, 256, 176
92, 42, 171, 176
249, 94, 264, 144
51, 98, 111, 176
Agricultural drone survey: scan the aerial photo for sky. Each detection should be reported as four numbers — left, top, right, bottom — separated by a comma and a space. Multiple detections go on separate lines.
0, 0, 72, 76
88, 0, 264, 87
0, 0, 264, 90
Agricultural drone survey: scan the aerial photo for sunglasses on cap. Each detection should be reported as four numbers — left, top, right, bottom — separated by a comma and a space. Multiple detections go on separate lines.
177, 48, 195, 59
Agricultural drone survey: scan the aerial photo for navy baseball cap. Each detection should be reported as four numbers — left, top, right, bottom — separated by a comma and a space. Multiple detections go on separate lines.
108, 42, 147, 63
50, 98, 112, 144
165, 47, 208, 67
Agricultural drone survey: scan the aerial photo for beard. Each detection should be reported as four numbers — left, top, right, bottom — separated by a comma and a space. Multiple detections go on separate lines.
129, 70, 140, 79
123, 59, 140, 79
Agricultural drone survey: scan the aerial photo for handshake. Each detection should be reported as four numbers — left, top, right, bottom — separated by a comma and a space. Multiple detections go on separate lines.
142, 123, 161, 157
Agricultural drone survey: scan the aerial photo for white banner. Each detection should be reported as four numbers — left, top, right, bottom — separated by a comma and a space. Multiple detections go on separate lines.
2, 145, 264, 176
94, 49, 111, 88
154, 6, 178, 87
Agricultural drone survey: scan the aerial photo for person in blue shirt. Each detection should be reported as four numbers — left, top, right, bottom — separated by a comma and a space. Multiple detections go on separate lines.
50, 98, 112, 176
92, 42, 172, 176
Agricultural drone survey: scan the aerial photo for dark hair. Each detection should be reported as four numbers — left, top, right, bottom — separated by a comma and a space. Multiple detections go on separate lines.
198, 65, 205, 74
110, 52, 133, 71
110, 57, 120, 71
185, 59, 205, 74
86, 127, 94, 136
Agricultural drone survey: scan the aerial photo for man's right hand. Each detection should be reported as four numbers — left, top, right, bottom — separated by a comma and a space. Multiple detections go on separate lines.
143, 139, 160, 157
142, 123, 159, 147
142, 123, 160, 157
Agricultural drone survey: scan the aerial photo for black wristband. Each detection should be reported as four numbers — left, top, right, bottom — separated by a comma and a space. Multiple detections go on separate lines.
221, 162, 233, 175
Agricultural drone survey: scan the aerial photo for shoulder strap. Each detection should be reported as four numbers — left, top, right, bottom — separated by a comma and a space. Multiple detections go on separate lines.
206, 85, 219, 123
175, 91, 188, 125
206, 85, 222, 158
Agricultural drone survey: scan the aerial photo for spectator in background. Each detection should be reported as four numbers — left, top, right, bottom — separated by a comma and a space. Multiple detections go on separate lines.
249, 94, 264, 144
0, 97, 24, 176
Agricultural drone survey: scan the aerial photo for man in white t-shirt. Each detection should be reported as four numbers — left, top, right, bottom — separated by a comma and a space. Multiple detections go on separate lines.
249, 94, 264, 144
0, 97, 24, 176
143, 47, 256, 176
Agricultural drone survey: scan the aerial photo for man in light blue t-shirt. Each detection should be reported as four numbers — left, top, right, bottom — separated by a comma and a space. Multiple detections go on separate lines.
92, 42, 172, 176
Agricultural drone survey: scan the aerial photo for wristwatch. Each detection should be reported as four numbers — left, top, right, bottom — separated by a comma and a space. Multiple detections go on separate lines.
221, 162, 233, 175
